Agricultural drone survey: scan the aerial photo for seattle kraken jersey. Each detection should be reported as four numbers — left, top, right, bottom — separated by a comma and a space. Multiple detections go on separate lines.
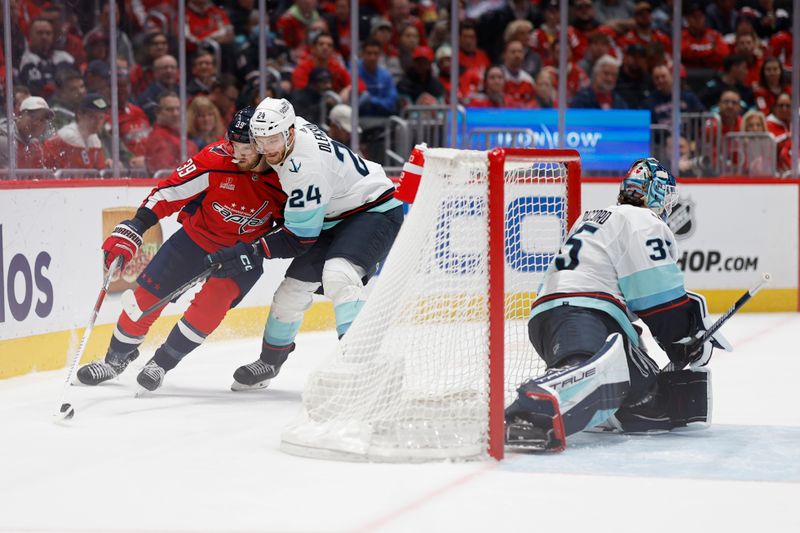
269, 117, 400, 241
532, 204, 686, 342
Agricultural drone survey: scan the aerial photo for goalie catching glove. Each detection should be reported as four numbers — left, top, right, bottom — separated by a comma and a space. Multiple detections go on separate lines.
204, 241, 260, 278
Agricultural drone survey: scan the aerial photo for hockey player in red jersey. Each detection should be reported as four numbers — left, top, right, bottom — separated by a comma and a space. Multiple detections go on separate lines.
77, 107, 287, 392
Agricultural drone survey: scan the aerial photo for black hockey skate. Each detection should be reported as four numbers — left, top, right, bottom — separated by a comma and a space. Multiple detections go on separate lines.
136, 360, 166, 392
76, 349, 140, 386
231, 360, 281, 391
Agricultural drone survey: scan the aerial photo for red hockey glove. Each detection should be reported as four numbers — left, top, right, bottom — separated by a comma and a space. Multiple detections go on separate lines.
102, 220, 144, 268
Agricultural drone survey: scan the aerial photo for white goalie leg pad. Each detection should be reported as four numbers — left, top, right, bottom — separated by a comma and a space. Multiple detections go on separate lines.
322, 258, 367, 337
534, 333, 632, 435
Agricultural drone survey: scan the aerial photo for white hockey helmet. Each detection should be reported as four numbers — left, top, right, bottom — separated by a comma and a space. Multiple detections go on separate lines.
250, 97, 296, 154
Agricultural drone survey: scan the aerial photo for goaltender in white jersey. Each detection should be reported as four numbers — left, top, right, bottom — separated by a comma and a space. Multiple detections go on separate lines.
205, 98, 403, 390
505, 158, 731, 452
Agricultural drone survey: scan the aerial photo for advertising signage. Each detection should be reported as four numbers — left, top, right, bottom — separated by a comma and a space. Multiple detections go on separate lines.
464, 108, 651, 173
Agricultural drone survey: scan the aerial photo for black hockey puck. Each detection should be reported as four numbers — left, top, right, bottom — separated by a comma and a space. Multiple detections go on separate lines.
59, 403, 75, 420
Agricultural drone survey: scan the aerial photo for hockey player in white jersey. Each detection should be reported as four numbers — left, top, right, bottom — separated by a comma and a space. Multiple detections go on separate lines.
505, 157, 730, 451
205, 97, 403, 390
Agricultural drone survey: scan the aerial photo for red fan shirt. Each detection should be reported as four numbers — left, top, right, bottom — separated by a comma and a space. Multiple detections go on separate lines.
116, 102, 152, 157
43, 123, 106, 171
141, 141, 287, 252
681, 28, 729, 70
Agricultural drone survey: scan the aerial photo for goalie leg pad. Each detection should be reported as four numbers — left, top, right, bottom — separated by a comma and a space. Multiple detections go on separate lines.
505, 333, 632, 450
599, 368, 711, 434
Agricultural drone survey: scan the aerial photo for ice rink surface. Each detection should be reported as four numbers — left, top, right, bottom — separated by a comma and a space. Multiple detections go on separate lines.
1, 313, 799, 533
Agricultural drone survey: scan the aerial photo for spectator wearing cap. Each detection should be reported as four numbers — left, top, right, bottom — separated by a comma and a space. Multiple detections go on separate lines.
681, 3, 729, 71
458, 19, 491, 74
358, 39, 398, 117
570, 54, 627, 110
434, 44, 483, 105
82, 2, 134, 67
615, 44, 650, 109
618, 2, 671, 52
40, 5, 87, 68
145, 91, 199, 174
0, 96, 54, 172
704, 0, 738, 39
187, 50, 217, 97
84, 59, 111, 96
369, 16, 394, 60
292, 32, 352, 96
397, 45, 444, 110
326, 104, 361, 146
43, 93, 108, 172
643, 64, 704, 125
500, 40, 536, 108
290, 67, 335, 123
276, 0, 322, 52
18, 17, 75, 97
50, 67, 87, 131
84, 30, 110, 65
138, 54, 179, 122
700, 54, 755, 111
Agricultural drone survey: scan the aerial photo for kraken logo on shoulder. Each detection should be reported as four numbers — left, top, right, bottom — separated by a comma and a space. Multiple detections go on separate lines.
667, 196, 695, 240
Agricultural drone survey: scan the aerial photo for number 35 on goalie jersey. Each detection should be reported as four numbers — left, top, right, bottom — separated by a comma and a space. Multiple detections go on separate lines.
535, 204, 686, 337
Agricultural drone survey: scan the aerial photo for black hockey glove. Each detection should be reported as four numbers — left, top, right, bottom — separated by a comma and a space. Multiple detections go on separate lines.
204, 242, 261, 278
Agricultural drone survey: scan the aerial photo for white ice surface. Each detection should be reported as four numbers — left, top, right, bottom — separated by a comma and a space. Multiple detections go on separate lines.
1, 313, 799, 533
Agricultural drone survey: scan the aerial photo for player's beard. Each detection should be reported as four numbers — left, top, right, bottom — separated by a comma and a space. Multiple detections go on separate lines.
235, 153, 263, 171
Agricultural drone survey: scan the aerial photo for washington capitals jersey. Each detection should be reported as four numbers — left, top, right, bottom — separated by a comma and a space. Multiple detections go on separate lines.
269, 117, 400, 241
532, 204, 686, 342
141, 141, 286, 253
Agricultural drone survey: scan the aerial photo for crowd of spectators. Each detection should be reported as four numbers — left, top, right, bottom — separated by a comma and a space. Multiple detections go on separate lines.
0, 0, 796, 178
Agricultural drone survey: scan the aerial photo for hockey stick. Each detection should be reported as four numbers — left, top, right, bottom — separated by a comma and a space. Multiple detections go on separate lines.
121, 264, 218, 321
54, 257, 123, 420
663, 272, 772, 371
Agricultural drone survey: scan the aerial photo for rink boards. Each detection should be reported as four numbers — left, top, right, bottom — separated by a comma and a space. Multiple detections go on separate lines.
0, 177, 797, 379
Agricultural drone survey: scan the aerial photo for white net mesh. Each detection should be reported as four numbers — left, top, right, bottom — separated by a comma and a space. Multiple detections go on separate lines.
281, 148, 573, 461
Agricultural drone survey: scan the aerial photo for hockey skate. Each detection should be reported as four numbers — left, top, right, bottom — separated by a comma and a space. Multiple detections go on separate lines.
76, 349, 140, 386
136, 359, 166, 392
231, 360, 282, 391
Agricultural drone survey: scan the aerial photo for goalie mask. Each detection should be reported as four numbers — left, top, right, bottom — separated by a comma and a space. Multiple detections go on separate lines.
250, 97, 296, 164
619, 158, 677, 221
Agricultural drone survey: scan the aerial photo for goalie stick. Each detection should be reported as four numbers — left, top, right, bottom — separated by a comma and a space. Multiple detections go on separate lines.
121, 264, 219, 321
54, 257, 122, 420
663, 272, 772, 371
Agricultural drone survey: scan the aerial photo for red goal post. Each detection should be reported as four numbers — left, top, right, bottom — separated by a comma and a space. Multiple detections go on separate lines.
282, 148, 581, 462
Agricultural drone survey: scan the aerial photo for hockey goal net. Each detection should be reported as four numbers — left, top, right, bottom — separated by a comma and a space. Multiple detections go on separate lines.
281, 148, 581, 461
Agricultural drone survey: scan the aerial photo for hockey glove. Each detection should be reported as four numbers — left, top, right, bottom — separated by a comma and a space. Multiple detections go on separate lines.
670, 292, 732, 369
102, 220, 144, 268
205, 241, 261, 278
